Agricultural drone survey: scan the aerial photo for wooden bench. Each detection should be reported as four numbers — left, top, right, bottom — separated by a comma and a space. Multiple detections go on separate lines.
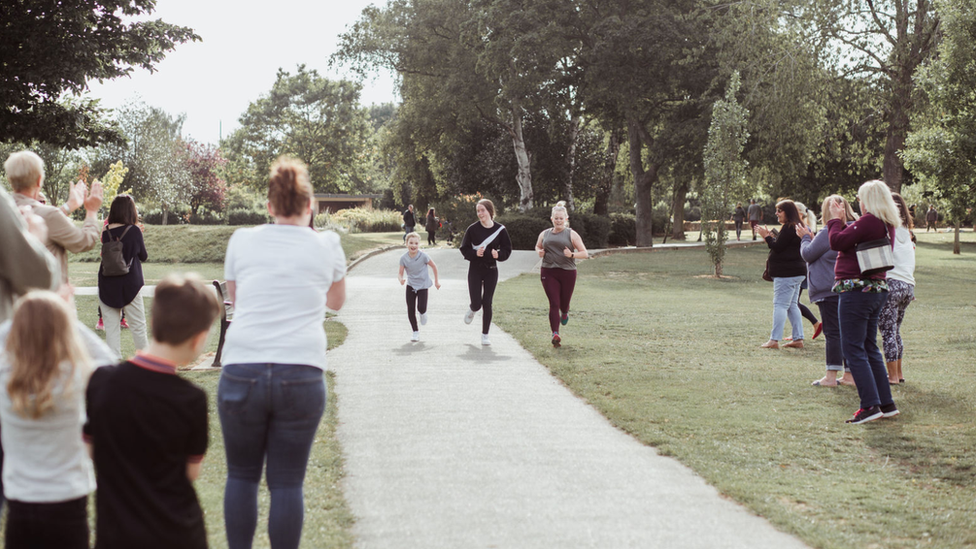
212, 280, 234, 368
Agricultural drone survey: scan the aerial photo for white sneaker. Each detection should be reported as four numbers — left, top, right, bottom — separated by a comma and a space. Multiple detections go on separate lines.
481, 334, 491, 346
464, 308, 475, 324
411, 331, 420, 342
420, 312, 428, 326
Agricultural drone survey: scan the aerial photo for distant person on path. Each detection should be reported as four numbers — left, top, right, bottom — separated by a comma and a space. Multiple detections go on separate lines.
97, 195, 149, 361
460, 199, 512, 346
402, 204, 416, 241
799, 195, 857, 387
827, 180, 900, 424
0, 185, 58, 324
85, 274, 219, 549
399, 232, 441, 342
6, 150, 102, 284
757, 200, 807, 349
731, 202, 746, 240
925, 205, 937, 232
880, 192, 916, 385
219, 157, 346, 549
425, 207, 439, 246
535, 201, 588, 348
747, 199, 762, 240
1, 291, 114, 549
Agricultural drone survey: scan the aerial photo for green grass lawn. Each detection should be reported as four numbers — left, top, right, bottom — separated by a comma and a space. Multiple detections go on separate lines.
494, 230, 976, 549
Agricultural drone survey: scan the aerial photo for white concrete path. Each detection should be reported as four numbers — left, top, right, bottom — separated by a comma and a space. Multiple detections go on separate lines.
327, 247, 808, 549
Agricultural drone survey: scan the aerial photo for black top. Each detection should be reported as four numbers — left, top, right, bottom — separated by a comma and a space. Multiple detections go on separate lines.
97, 225, 147, 308
765, 224, 807, 278
403, 209, 416, 226
84, 358, 208, 549
460, 222, 513, 268
425, 213, 438, 232
732, 206, 746, 222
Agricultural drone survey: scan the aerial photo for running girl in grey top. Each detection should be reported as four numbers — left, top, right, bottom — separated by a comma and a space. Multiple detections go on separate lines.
398, 232, 441, 342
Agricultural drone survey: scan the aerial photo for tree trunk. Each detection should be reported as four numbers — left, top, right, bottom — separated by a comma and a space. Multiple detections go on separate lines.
628, 119, 657, 247
672, 180, 688, 240
883, 71, 913, 193
563, 113, 580, 212
162, 203, 169, 226
954, 222, 961, 255
593, 128, 622, 216
509, 104, 534, 212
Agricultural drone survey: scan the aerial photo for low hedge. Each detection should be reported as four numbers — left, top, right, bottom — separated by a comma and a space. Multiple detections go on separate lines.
494, 214, 551, 250
608, 213, 636, 246
227, 208, 272, 226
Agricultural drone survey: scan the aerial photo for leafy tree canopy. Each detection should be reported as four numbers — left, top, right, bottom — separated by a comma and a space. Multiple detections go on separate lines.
0, 0, 199, 149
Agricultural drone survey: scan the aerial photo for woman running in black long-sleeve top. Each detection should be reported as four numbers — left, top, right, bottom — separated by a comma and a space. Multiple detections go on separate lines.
460, 199, 512, 346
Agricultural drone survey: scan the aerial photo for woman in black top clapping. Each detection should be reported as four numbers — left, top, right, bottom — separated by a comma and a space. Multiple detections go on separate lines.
460, 199, 512, 346
756, 200, 807, 349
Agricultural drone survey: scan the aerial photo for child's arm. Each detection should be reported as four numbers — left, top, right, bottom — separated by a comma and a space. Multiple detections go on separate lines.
187, 459, 204, 481
428, 259, 441, 289
398, 264, 406, 285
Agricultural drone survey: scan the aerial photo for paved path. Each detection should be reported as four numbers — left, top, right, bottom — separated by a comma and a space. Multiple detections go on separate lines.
328, 247, 808, 549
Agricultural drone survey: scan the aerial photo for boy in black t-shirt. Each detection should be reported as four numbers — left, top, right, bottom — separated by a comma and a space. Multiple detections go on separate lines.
84, 274, 220, 549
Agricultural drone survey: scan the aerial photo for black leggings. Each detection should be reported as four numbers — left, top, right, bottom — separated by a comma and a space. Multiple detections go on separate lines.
798, 288, 819, 326
406, 286, 428, 331
6, 496, 89, 549
467, 264, 498, 335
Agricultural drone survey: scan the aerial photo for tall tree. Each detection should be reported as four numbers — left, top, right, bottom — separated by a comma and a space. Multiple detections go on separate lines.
184, 140, 227, 215
809, 0, 940, 192
0, 0, 198, 148
702, 72, 750, 277
903, 0, 976, 254
222, 66, 370, 193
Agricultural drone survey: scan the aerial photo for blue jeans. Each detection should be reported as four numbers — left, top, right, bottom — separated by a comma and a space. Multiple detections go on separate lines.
218, 363, 326, 549
839, 290, 893, 409
771, 276, 805, 341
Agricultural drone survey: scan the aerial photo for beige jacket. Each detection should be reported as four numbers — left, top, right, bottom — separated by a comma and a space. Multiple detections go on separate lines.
12, 193, 100, 284
0, 188, 59, 322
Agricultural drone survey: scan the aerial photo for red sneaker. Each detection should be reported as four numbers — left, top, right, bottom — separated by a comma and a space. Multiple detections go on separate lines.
812, 322, 823, 340
120, 318, 130, 329
95, 318, 104, 331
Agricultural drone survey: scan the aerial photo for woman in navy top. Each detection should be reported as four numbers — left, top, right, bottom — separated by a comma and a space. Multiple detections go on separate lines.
97, 195, 148, 360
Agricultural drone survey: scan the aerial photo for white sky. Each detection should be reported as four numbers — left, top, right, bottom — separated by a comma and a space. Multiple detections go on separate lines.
84, 0, 398, 145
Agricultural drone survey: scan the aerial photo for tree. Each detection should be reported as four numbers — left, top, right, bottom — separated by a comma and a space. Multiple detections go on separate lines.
184, 140, 227, 215
0, 0, 199, 149
809, 0, 940, 192
702, 72, 750, 277
903, 0, 976, 254
222, 66, 370, 194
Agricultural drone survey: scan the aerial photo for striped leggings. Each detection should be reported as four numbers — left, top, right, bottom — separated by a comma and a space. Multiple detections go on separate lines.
879, 279, 914, 361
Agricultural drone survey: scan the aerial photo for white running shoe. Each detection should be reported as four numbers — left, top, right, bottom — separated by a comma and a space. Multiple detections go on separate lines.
464, 308, 475, 324
411, 331, 420, 342
481, 334, 491, 346
420, 312, 428, 326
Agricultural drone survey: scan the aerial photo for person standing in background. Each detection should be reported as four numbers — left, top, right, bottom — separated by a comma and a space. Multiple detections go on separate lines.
731, 202, 746, 241
403, 204, 416, 241
925, 205, 937, 232
747, 199, 762, 240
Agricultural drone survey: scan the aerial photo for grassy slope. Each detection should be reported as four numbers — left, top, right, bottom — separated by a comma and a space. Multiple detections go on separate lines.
494, 231, 976, 549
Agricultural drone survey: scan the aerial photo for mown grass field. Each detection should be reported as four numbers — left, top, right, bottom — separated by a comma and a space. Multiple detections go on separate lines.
494, 230, 976, 549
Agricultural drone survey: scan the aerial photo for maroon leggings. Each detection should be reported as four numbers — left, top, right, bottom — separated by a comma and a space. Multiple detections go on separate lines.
540, 267, 577, 333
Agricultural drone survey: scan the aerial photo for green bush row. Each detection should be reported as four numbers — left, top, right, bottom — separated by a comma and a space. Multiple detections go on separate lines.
496, 208, 612, 250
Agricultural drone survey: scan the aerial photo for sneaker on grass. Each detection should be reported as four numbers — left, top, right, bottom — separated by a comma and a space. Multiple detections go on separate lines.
880, 402, 899, 418
95, 318, 104, 331
464, 308, 475, 325
551, 332, 561, 347
560, 313, 569, 326
120, 318, 129, 329
420, 312, 428, 326
411, 331, 420, 342
846, 406, 883, 424
481, 334, 491, 346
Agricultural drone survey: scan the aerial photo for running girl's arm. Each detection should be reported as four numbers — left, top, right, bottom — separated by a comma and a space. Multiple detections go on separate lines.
566, 230, 589, 259
428, 259, 441, 289
398, 264, 406, 285
535, 230, 546, 258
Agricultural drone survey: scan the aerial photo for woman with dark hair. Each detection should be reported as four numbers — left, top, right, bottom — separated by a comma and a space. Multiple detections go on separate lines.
218, 156, 347, 549
460, 199, 512, 346
757, 200, 807, 349
879, 192, 916, 384
828, 180, 901, 424
731, 202, 746, 240
97, 194, 148, 360
425, 207, 438, 246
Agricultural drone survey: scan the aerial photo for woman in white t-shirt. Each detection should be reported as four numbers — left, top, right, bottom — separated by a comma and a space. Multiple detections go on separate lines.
0, 290, 114, 549
218, 157, 346, 549
880, 192, 916, 385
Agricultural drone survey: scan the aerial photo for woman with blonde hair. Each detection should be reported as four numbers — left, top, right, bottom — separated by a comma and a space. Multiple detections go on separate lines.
798, 195, 855, 387
535, 201, 588, 347
219, 156, 347, 549
827, 180, 901, 424
0, 291, 114, 548
879, 192, 916, 384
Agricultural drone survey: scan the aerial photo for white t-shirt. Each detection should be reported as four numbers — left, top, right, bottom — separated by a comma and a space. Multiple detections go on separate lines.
0, 321, 115, 503
399, 251, 433, 290
888, 226, 916, 286
223, 225, 346, 370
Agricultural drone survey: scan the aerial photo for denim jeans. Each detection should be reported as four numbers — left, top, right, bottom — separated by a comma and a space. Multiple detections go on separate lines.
218, 363, 326, 549
771, 276, 805, 341
816, 296, 847, 372
839, 290, 893, 409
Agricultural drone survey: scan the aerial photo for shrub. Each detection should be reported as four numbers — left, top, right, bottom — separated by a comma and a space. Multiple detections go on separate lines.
495, 214, 550, 250
227, 208, 271, 226
331, 208, 402, 232
574, 212, 611, 248
188, 207, 224, 225
431, 194, 501, 237
608, 213, 636, 246
142, 206, 189, 225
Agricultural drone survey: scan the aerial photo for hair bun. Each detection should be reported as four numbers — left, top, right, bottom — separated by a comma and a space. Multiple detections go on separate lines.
555, 200, 566, 208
